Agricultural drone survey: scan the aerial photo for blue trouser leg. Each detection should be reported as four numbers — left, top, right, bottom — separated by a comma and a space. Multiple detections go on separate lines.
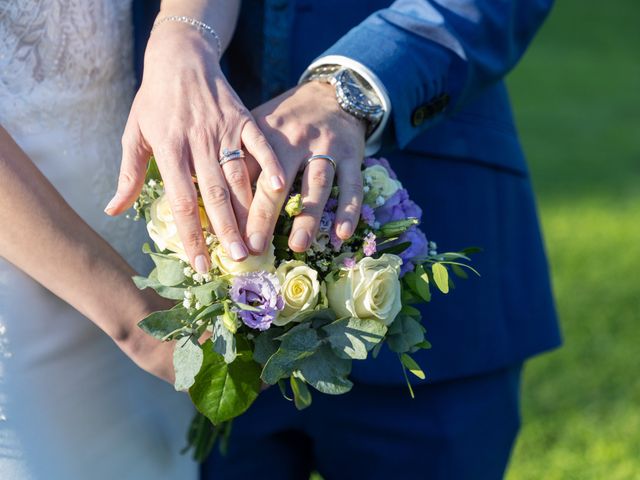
202, 364, 523, 480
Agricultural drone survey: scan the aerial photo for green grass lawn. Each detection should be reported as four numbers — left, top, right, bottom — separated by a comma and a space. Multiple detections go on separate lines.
506, 0, 640, 478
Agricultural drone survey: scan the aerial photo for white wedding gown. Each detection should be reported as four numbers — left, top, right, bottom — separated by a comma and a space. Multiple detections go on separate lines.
0, 1, 198, 479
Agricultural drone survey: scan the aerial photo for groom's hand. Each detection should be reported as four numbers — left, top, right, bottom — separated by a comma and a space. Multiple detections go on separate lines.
245, 82, 366, 254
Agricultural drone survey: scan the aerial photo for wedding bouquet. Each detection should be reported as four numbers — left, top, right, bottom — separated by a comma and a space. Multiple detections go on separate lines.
131, 157, 478, 460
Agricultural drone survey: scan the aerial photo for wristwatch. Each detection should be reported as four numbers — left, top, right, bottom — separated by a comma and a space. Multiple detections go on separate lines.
305, 65, 385, 137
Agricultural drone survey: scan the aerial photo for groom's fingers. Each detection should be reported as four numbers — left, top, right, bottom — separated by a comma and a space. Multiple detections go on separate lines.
241, 121, 285, 192
106, 125, 150, 215
289, 155, 335, 252
335, 159, 364, 240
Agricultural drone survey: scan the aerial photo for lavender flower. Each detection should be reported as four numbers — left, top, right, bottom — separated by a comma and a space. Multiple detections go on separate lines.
360, 204, 376, 226
363, 232, 377, 257
319, 210, 335, 232
375, 188, 423, 225
325, 198, 338, 211
330, 230, 343, 251
229, 271, 284, 331
342, 257, 357, 269
397, 226, 429, 275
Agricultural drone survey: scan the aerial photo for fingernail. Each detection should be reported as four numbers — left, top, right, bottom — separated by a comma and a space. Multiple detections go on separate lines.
104, 195, 119, 214
248, 233, 266, 253
291, 229, 310, 250
194, 255, 209, 274
229, 242, 248, 261
338, 220, 353, 239
270, 175, 284, 190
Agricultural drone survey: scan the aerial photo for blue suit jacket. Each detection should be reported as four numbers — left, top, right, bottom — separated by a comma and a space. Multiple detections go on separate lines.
133, 0, 561, 384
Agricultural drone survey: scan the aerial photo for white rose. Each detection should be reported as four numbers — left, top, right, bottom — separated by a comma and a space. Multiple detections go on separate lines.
147, 193, 208, 262
274, 261, 323, 326
212, 242, 276, 276
327, 254, 403, 325
362, 165, 401, 199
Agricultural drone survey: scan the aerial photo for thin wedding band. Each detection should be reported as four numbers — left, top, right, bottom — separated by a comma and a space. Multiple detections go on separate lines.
305, 154, 337, 172
219, 148, 245, 167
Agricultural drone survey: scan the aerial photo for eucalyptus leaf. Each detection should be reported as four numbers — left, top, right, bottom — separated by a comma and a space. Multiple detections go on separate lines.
252, 329, 281, 365
192, 280, 227, 306
400, 304, 422, 319
323, 317, 387, 360
173, 336, 204, 391
290, 375, 313, 410
261, 324, 320, 385
138, 306, 190, 340
133, 272, 185, 300
386, 314, 425, 353
296, 345, 353, 395
149, 252, 186, 286
195, 303, 225, 321
212, 317, 236, 364
189, 340, 261, 424
432, 263, 450, 294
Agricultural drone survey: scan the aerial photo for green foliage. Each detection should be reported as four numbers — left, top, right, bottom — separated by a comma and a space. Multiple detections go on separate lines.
431, 262, 449, 294
290, 375, 313, 410
295, 344, 353, 395
148, 252, 185, 286
173, 336, 204, 391
133, 272, 185, 300
211, 318, 237, 364
189, 340, 261, 425
386, 314, 426, 353
323, 317, 387, 360
377, 218, 419, 238
192, 279, 227, 306
138, 306, 190, 340
260, 324, 320, 385
400, 353, 426, 380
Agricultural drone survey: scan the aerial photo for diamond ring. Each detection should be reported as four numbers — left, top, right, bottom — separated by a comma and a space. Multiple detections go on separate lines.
219, 148, 245, 166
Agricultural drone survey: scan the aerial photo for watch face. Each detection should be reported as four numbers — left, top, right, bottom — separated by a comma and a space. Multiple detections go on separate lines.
338, 70, 383, 114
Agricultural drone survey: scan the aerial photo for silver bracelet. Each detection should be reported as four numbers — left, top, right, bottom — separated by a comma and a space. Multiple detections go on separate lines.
152, 16, 222, 59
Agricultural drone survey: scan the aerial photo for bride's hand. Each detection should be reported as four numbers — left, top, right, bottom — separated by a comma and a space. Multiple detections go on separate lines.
244, 82, 367, 254
105, 22, 284, 273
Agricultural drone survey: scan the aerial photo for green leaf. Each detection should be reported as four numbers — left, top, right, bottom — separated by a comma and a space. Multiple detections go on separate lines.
192, 279, 227, 306
323, 317, 387, 360
189, 340, 261, 424
400, 304, 422, 319
415, 340, 432, 350
400, 353, 426, 380
386, 314, 426, 353
138, 307, 189, 340
431, 262, 450, 294
173, 336, 204, 391
211, 317, 236, 364
377, 241, 412, 256
133, 272, 185, 300
451, 263, 469, 279
415, 265, 432, 302
146, 155, 162, 182
261, 324, 320, 385
290, 375, 313, 410
296, 345, 353, 395
252, 329, 281, 365
461, 246, 483, 256
149, 252, 186, 286
377, 218, 419, 238
195, 303, 225, 321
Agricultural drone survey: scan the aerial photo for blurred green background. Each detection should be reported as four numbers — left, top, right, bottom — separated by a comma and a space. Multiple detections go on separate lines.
505, 0, 640, 478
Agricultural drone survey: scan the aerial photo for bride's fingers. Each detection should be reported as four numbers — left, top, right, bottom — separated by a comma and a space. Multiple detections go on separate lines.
105, 125, 150, 215
241, 120, 285, 191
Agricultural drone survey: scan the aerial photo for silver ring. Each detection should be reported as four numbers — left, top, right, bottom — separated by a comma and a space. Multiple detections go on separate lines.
305, 154, 336, 172
219, 148, 245, 167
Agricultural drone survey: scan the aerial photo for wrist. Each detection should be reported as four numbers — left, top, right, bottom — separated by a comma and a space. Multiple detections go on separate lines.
302, 81, 368, 137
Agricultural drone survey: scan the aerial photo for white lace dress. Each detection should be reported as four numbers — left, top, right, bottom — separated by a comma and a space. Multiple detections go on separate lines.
0, 2, 198, 479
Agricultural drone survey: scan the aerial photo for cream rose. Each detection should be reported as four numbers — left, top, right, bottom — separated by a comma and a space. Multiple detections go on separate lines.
327, 254, 403, 325
212, 242, 276, 276
363, 165, 402, 199
273, 261, 323, 326
147, 193, 208, 262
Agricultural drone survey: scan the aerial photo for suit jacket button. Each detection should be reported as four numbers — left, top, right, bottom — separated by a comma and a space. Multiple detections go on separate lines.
411, 106, 426, 126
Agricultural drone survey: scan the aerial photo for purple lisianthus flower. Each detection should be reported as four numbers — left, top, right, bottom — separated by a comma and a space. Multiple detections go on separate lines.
363, 157, 398, 180
229, 271, 284, 331
319, 210, 335, 232
396, 226, 429, 275
330, 229, 343, 251
375, 188, 423, 225
363, 232, 377, 257
360, 204, 376, 226
342, 257, 357, 269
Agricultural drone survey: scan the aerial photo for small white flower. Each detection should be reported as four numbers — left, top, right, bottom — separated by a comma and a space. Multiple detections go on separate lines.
194, 301, 202, 310
364, 175, 373, 184
363, 185, 370, 193
205, 234, 215, 246
182, 298, 192, 309
375, 196, 385, 206
133, 201, 139, 210
148, 179, 157, 187
183, 267, 193, 277
192, 272, 204, 284
373, 221, 381, 229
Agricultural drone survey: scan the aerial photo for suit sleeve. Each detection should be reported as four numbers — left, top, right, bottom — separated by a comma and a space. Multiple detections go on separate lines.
318, 0, 554, 150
